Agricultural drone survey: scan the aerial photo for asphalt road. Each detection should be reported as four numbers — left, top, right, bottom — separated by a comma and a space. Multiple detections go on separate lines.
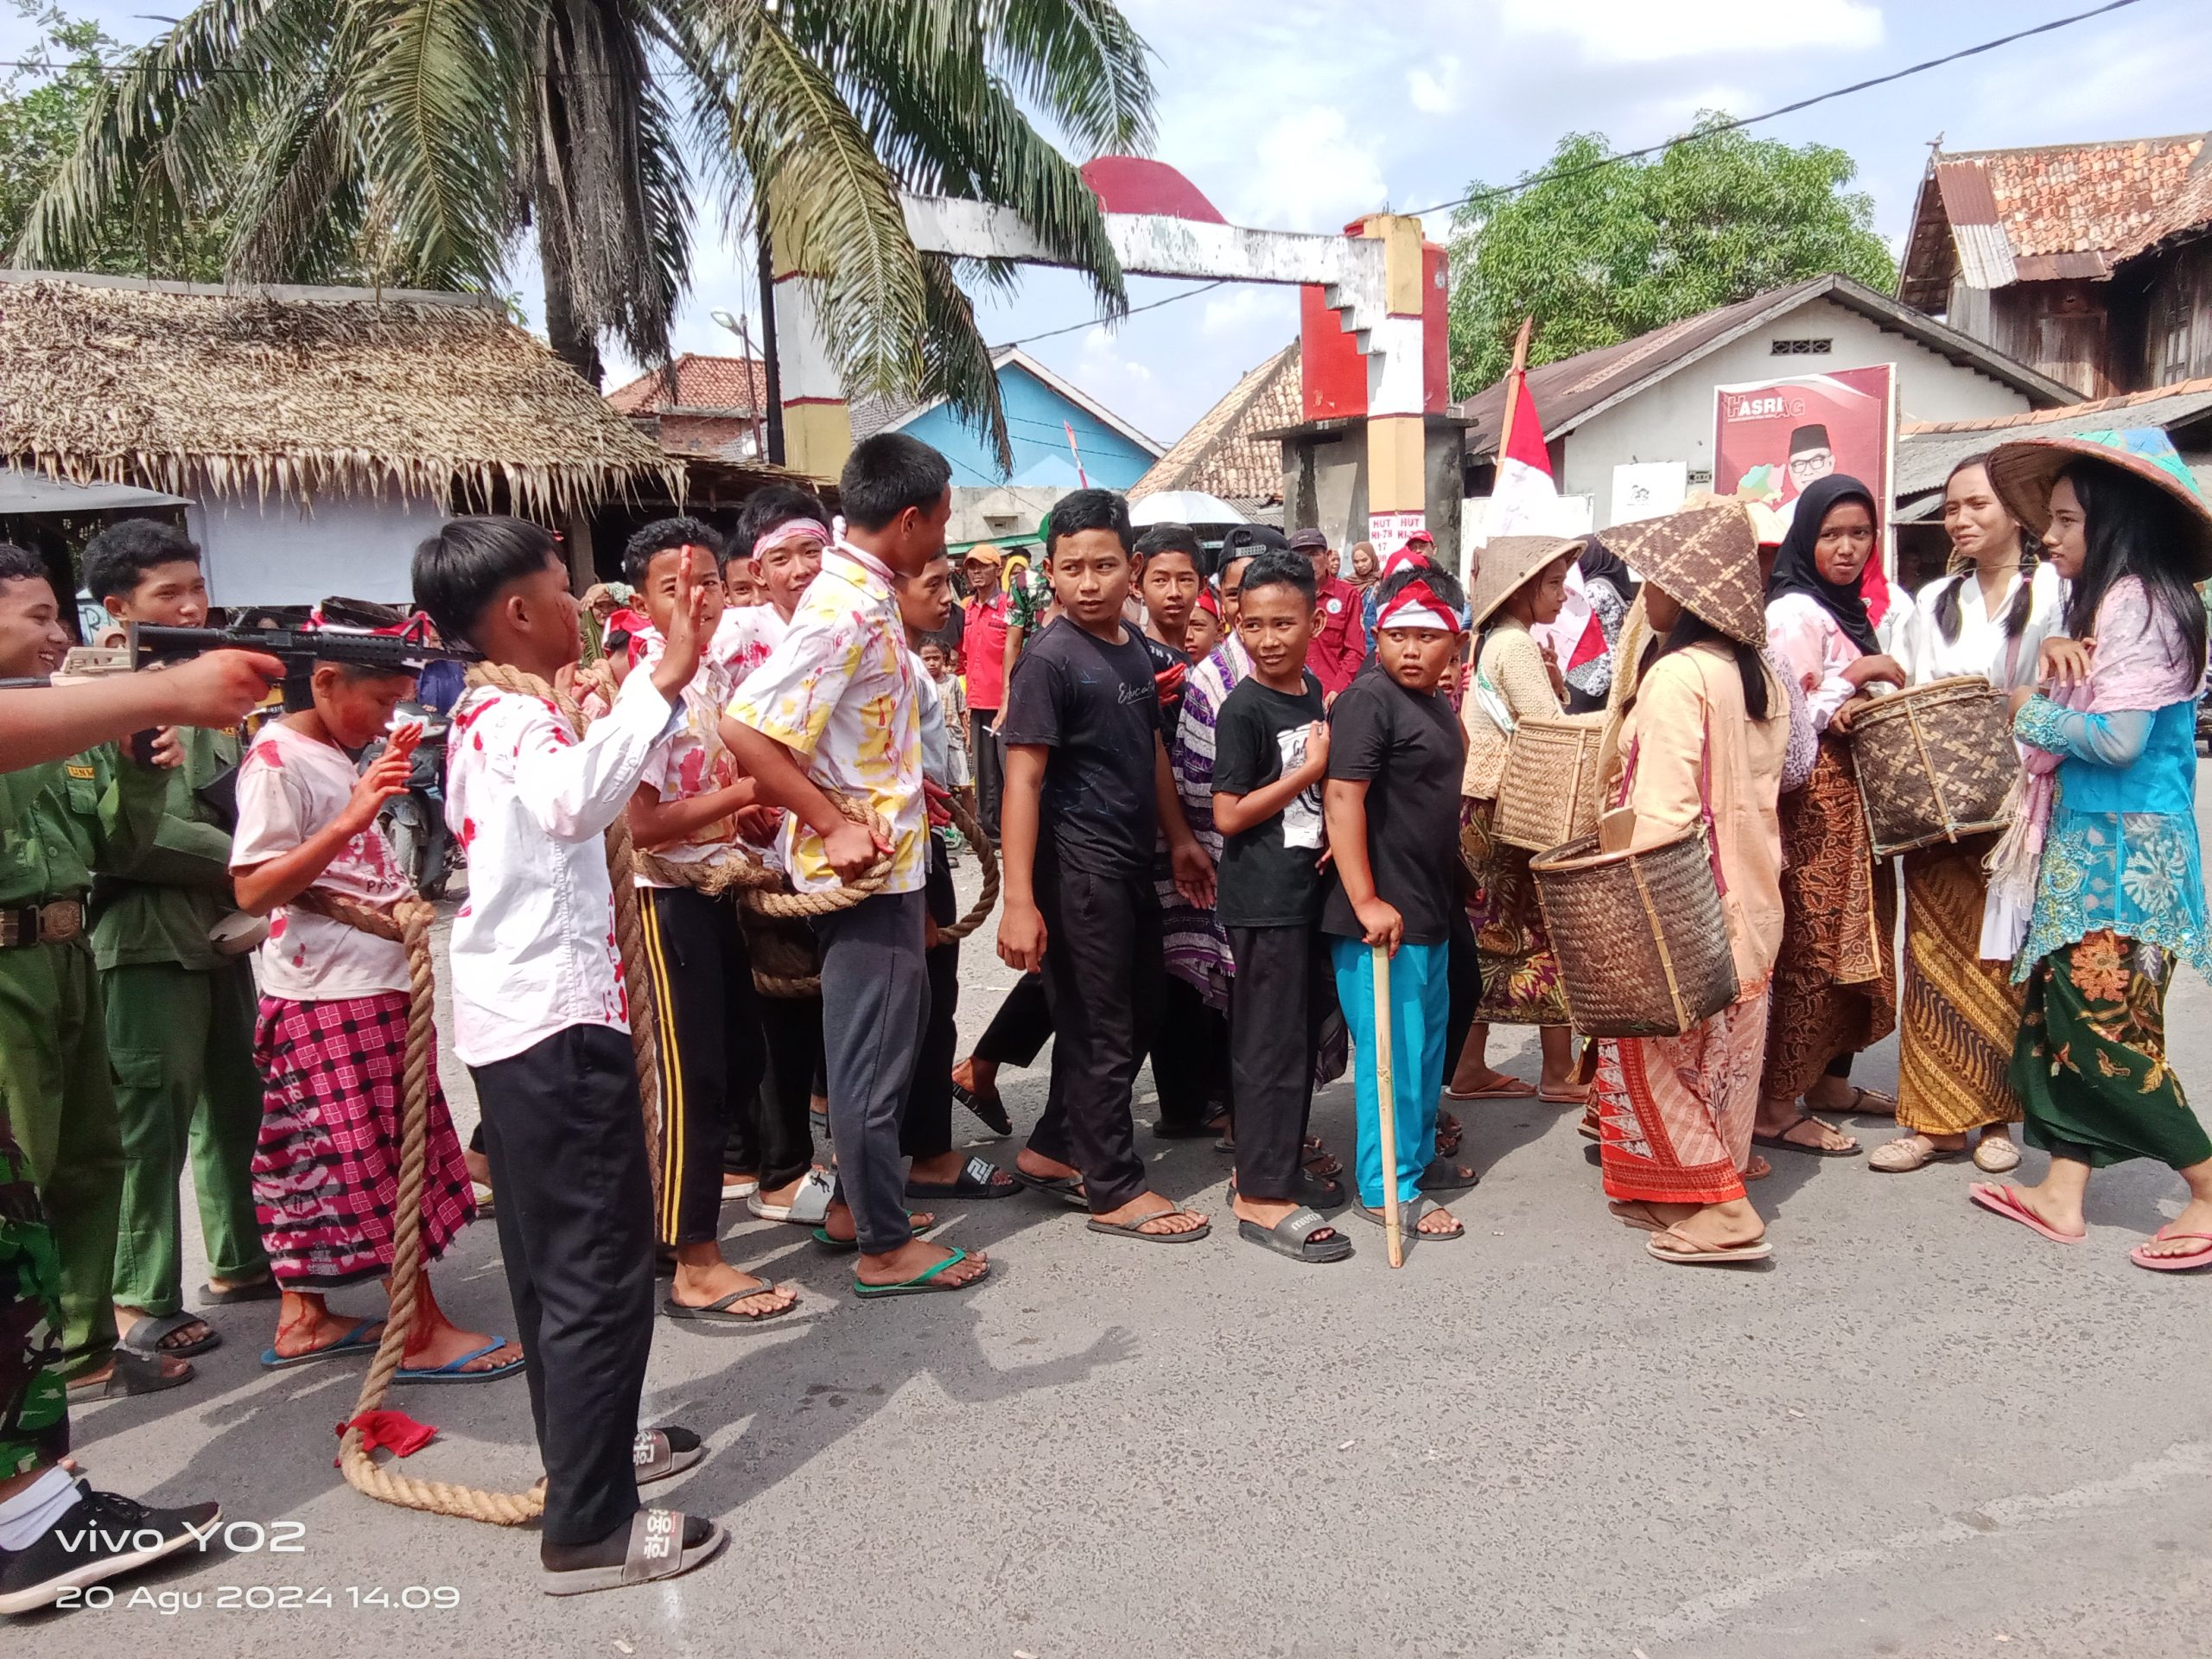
28, 796, 2212, 1658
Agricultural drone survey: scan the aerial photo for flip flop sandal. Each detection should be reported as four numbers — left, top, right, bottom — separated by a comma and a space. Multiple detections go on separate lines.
67, 1348, 195, 1398
1537, 1085, 1588, 1104
661, 1284, 798, 1323
1841, 1087, 1898, 1116
1646, 1228, 1772, 1266
1607, 1199, 1671, 1233
397, 1338, 526, 1384
258, 1318, 382, 1370
1085, 1209, 1212, 1243
1446, 1077, 1533, 1100
1238, 1206, 1352, 1263
810, 1211, 938, 1253
118, 1310, 220, 1361
950, 1079, 1014, 1138
2128, 1230, 2212, 1273
1740, 1154, 1772, 1182
541, 1509, 729, 1596
633, 1427, 704, 1485
906, 1154, 1020, 1199
1007, 1167, 1090, 1208
1751, 1114, 1861, 1157
1351, 1198, 1464, 1241
1868, 1135, 1970, 1173
1968, 1182, 2085, 1244
198, 1274, 279, 1306
746, 1166, 836, 1224
1415, 1158, 1479, 1193
852, 1246, 988, 1298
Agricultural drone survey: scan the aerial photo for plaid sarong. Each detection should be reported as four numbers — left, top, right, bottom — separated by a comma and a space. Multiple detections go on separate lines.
251, 993, 474, 1289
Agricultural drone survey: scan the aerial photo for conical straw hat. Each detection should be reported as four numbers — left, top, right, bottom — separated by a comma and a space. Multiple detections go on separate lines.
1987, 429, 2212, 582
1604, 499, 1766, 645
1465, 535, 1583, 631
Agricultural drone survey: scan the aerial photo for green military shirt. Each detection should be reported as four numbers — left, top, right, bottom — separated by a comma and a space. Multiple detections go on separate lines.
0, 743, 165, 917
90, 723, 241, 972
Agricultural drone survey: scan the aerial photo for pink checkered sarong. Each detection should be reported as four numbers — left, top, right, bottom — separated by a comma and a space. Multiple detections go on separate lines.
251, 994, 475, 1289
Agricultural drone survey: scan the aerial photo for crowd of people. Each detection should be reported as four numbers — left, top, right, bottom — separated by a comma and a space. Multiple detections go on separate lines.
2, 423, 2209, 1611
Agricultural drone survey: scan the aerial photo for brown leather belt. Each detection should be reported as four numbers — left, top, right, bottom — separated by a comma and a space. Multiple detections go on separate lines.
0, 899, 85, 948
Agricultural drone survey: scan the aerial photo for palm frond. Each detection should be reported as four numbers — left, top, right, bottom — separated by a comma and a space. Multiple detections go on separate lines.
982, 0, 1155, 156
918, 251, 1012, 474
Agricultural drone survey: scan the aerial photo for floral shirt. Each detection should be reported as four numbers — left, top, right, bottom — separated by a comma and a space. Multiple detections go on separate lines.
724, 543, 925, 895
1764, 591, 1863, 733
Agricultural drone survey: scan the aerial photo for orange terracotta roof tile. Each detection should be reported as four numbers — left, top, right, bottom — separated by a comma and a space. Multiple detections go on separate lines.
1935, 135, 2206, 263
1132, 341, 1299, 505
605, 353, 766, 415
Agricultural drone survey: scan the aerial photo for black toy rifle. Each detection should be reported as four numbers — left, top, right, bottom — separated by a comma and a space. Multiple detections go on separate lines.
129, 622, 478, 711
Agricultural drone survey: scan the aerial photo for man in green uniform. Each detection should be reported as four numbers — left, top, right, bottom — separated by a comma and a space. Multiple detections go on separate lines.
83, 522, 271, 1362
0, 545, 183, 1396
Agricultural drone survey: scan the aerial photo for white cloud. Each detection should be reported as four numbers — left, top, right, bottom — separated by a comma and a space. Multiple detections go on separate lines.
1497, 0, 1883, 64
1228, 106, 1390, 232
1407, 55, 1461, 115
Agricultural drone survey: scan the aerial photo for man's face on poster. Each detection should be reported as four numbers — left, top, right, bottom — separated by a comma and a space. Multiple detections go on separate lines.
1789, 444, 1835, 487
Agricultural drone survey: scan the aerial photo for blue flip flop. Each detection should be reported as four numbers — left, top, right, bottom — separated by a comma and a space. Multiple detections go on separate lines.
851, 1247, 987, 1298
259, 1319, 383, 1370
396, 1338, 525, 1385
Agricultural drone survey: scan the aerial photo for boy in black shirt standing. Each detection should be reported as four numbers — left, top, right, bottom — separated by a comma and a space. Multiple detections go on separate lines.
1211, 551, 1348, 1263
999, 490, 1216, 1242
1322, 563, 1480, 1246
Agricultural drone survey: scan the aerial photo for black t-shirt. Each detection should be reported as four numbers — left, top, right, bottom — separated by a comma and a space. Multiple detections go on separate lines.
1000, 617, 1162, 877
1319, 661, 1464, 945
1212, 672, 1327, 928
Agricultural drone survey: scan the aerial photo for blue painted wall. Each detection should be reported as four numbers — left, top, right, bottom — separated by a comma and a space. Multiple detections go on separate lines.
899, 360, 1156, 489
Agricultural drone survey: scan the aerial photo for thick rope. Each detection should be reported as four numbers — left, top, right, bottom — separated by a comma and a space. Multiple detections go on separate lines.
633, 843, 781, 893
738, 795, 891, 917
936, 795, 1000, 944
295, 889, 544, 1525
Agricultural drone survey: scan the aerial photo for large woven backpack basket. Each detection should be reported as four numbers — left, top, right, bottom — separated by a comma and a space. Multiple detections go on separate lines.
1849, 676, 2016, 857
1530, 825, 1739, 1038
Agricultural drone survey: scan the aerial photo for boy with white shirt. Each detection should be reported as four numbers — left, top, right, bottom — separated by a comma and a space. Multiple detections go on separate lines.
414, 516, 725, 1596
723, 435, 991, 1298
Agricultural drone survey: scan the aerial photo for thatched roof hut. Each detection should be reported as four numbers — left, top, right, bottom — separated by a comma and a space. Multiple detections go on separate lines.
0, 271, 680, 516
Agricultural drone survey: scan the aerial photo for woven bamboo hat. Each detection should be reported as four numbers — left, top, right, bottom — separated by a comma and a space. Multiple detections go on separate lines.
1604, 499, 1767, 645
1465, 535, 1583, 631
1987, 429, 2212, 582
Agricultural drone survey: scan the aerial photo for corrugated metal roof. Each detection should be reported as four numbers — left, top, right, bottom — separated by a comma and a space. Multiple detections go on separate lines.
1892, 378, 2212, 516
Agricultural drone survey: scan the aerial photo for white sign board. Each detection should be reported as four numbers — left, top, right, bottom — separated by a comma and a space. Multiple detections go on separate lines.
1610, 462, 1688, 527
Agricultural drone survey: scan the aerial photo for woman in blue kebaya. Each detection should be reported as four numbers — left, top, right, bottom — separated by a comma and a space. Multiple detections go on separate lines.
1968, 432, 2212, 1272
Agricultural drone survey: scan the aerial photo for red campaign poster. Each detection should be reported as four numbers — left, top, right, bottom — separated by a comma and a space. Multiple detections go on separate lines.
1712, 364, 1896, 537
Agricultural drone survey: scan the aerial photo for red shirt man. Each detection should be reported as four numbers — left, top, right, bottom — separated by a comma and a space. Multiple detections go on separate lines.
962, 545, 1013, 715
1292, 527, 1367, 697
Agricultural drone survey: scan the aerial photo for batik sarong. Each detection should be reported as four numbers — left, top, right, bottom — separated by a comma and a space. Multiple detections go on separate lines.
1594, 987, 1770, 1206
1898, 836, 2023, 1135
1459, 796, 1570, 1026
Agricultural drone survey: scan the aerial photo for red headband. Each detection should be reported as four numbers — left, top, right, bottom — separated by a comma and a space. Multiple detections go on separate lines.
1195, 587, 1221, 619
1375, 578, 1460, 632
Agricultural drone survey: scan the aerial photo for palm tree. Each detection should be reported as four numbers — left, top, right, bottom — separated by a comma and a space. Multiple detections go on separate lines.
11, 1, 1155, 467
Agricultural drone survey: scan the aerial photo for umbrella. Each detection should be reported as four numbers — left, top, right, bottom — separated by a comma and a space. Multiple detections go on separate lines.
1128, 489, 1249, 527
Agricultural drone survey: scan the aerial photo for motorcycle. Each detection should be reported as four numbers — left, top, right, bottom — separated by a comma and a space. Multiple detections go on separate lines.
364, 701, 458, 899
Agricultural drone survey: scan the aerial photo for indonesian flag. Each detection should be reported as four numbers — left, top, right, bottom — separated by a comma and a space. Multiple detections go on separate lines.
1487, 375, 1604, 674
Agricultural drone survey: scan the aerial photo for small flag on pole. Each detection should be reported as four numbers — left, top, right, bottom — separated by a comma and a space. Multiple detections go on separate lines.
1064, 422, 1089, 489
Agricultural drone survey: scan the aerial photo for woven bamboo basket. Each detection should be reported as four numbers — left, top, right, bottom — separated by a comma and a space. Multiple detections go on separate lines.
1530, 826, 1739, 1038
1849, 675, 2016, 856
1494, 712, 1610, 851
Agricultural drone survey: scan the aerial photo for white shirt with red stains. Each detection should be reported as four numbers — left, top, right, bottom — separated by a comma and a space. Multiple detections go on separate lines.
443, 669, 680, 1067
230, 721, 413, 1000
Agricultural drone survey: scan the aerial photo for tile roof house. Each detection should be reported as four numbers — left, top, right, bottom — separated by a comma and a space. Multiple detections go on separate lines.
1897, 134, 2212, 397
1130, 340, 1300, 517
605, 352, 768, 460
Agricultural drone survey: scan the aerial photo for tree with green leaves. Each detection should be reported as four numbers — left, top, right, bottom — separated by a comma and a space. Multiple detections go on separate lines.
11, 1, 1155, 467
1447, 117, 1897, 397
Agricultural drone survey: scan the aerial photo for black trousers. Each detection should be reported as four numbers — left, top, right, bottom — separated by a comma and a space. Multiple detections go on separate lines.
1446, 905, 1480, 1071
977, 957, 1228, 1126
901, 835, 963, 1160
969, 709, 1004, 841
741, 993, 820, 1190
976, 973, 1051, 1067
641, 886, 766, 1246
468, 1024, 652, 1548
1228, 924, 1332, 1200
1026, 848, 1163, 1213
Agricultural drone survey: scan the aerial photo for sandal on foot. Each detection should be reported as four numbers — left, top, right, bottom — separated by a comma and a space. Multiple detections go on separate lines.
1751, 1114, 1860, 1157
2128, 1230, 2212, 1273
1973, 1135, 2022, 1173
1238, 1207, 1351, 1263
198, 1274, 279, 1306
1007, 1167, 1089, 1208
1646, 1227, 1771, 1266
1086, 1209, 1211, 1243
1537, 1084, 1587, 1104
852, 1246, 988, 1298
661, 1284, 798, 1324
1868, 1135, 1968, 1173
259, 1319, 382, 1370
541, 1510, 728, 1597
1740, 1154, 1772, 1182
1230, 1168, 1348, 1211
118, 1310, 219, 1361
632, 1427, 704, 1485
67, 1349, 194, 1398
1836, 1086, 1897, 1116
1351, 1198, 1464, 1240
746, 1166, 836, 1225
1607, 1199, 1671, 1232
1967, 1182, 2084, 1244
906, 1155, 1018, 1200
1415, 1158, 1479, 1193
950, 1079, 1014, 1138
397, 1338, 525, 1384
810, 1211, 936, 1253
1446, 1077, 1532, 1100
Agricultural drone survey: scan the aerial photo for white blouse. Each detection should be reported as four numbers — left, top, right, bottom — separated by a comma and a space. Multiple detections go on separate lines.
1900, 563, 2063, 690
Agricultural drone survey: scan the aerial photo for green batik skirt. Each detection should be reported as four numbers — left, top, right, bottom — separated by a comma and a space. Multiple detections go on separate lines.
1, 1128, 69, 1478
2012, 930, 2212, 1171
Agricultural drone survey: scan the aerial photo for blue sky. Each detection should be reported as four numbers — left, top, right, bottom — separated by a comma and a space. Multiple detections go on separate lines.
8, 0, 2210, 445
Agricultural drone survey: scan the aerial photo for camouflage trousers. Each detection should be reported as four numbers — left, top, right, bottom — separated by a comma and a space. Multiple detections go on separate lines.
0, 1126, 67, 1480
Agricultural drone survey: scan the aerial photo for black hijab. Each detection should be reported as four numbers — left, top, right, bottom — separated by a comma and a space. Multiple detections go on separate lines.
1768, 472, 1880, 654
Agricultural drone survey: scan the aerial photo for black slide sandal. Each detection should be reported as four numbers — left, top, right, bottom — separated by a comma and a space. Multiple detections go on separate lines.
1238, 1207, 1352, 1263
906, 1155, 1020, 1199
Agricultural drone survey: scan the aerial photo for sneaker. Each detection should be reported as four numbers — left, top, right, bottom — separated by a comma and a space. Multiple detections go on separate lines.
0, 1484, 219, 1615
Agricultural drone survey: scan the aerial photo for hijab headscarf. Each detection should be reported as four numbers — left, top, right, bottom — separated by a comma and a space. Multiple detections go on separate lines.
1768, 473, 1881, 654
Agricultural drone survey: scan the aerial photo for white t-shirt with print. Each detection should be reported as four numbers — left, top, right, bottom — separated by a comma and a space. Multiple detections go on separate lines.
230, 721, 411, 1000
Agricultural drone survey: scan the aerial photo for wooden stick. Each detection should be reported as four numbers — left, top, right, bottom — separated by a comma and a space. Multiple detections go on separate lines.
1370, 943, 1404, 1268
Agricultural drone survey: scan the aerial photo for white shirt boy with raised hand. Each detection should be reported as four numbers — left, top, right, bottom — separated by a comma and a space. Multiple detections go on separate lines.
443, 663, 684, 1068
